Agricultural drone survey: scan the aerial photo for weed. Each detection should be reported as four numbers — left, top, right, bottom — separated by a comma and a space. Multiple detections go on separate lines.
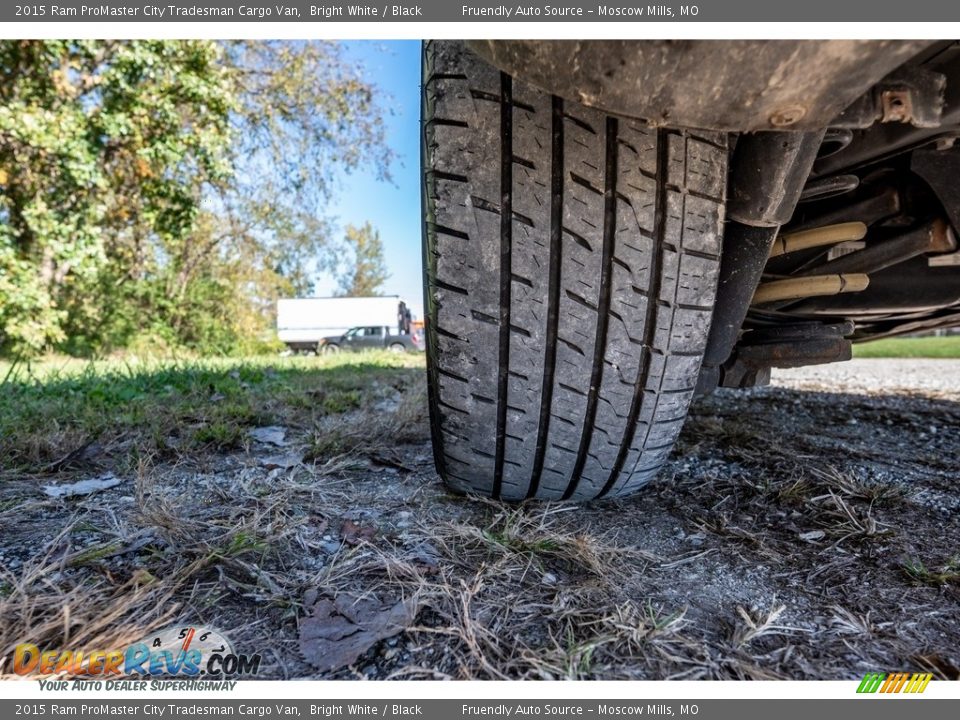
321, 390, 364, 415
903, 557, 960, 586
192, 422, 243, 449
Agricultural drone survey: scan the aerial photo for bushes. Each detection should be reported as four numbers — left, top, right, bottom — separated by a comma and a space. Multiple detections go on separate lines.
0, 40, 392, 358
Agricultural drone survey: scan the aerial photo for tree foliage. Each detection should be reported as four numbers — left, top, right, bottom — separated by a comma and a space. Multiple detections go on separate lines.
333, 222, 391, 297
0, 40, 392, 356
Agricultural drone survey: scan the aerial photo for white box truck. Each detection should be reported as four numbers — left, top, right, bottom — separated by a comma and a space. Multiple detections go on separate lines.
277, 296, 406, 352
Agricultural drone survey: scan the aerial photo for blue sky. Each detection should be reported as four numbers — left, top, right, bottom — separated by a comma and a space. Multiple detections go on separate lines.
313, 40, 424, 319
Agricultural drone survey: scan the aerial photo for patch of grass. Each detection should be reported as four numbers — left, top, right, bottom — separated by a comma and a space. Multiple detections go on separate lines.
192, 421, 244, 449
902, 557, 960, 586
0, 351, 425, 473
853, 335, 960, 358
321, 389, 364, 415
0, 498, 19, 514
435, 504, 656, 583
217, 530, 269, 559
305, 380, 428, 462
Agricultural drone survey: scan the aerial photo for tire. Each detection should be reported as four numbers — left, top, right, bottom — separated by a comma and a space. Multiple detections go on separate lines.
422, 41, 728, 501
389, 343, 406, 353
322, 343, 340, 354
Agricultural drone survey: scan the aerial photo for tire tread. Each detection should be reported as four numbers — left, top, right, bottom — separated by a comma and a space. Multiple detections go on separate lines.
423, 41, 727, 501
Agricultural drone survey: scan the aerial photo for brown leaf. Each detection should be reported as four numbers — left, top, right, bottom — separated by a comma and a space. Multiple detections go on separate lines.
340, 519, 376, 545
42, 440, 103, 473
299, 593, 418, 672
258, 452, 303, 470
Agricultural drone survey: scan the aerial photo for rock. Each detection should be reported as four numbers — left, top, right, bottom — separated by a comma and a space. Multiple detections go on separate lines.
43, 473, 122, 499
248, 426, 289, 446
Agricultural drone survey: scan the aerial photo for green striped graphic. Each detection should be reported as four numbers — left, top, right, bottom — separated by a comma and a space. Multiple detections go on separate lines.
857, 673, 886, 693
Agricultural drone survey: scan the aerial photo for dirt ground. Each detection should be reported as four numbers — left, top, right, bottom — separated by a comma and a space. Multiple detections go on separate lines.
1, 358, 958, 681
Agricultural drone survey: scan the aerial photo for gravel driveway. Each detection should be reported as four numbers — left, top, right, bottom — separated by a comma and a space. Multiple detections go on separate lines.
775, 358, 959, 395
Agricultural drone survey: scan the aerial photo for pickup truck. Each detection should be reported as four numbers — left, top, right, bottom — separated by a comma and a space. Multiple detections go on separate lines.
320, 326, 424, 354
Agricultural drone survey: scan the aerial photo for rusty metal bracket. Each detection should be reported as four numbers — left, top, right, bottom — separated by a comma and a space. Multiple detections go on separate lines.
833, 67, 946, 129
718, 320, 854, 388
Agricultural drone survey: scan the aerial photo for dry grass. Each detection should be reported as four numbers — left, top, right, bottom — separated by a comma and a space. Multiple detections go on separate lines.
1, 356, 958, 681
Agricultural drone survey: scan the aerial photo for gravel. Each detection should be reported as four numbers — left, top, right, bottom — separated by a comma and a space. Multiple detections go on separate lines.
773, 358, 960, 396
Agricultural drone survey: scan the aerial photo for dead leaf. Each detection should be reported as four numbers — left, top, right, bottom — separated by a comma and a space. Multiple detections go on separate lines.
42, 440, 103, 473
299, 593, 418, 672
405, 542, 441, 574
340, 520, 376, 545
259, 453, 302, 470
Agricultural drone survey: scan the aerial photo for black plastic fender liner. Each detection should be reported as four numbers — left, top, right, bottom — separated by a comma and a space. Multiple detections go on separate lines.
696, 223, 780, 395
697, 131, 826, 393
726, 131, 827, 228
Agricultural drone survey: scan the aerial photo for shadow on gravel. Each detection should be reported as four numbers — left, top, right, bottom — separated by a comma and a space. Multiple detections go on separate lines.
0, 361, 957, 681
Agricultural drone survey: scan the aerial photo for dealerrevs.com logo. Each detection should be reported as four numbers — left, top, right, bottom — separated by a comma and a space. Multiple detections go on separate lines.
857, 672, 934, 694
14, 625, 261, 677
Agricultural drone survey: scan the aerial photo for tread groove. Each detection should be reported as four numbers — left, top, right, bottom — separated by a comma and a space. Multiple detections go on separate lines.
435, 324, 467, 341
563, 116, 619, 500
565, 289, 598, 311
471, 196, 501, 214
429, 170, 469, 183
570, 172, 603, 195
434, 278, 469, 295
428, 223, 469, 240
598, 127, 669, 499
527, 94, 565, 499
438, 367, 470, 383
563, 227, 593, 252
427, 117, 469, 129
471, 309, 499, 325
491, 71, 513, 500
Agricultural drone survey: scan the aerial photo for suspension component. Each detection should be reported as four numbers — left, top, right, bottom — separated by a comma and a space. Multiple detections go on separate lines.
768, 222, 868, 258
799, 174, 860, 202
752, 273, 870, 305
719, 320, 855, 389
788, 185, 900, 233
797, 218, 955, 276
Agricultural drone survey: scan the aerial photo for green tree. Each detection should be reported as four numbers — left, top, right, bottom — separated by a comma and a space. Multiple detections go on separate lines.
333, 222, 390, 297
0, 40, 233, 355
0, 40, 394, 356
162, 41, 395, 344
